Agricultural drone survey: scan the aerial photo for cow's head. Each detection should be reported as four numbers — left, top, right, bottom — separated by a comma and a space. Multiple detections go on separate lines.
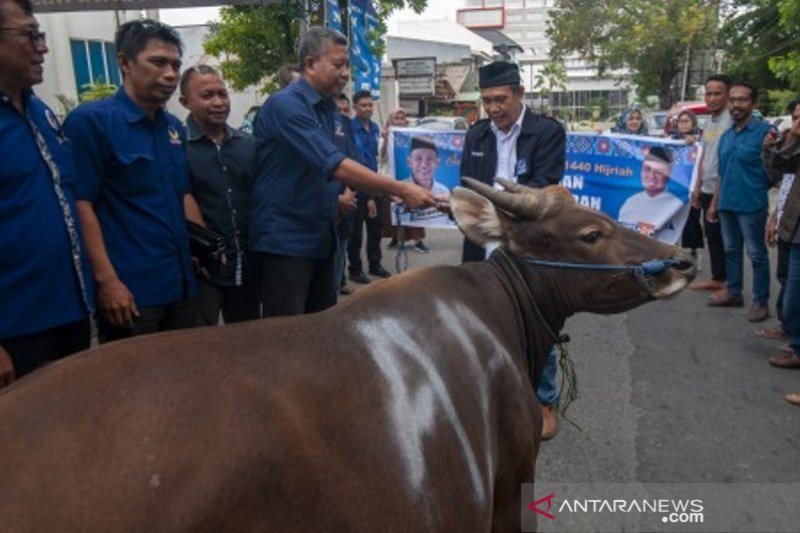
450, 178, 696, 314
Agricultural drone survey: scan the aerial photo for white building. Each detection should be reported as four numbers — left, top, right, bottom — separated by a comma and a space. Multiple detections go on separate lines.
457, 0, 633, 117
35, 9, 153, 116
33, 10, 260, 126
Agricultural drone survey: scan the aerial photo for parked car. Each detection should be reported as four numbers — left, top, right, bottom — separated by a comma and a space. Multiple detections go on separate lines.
644, 110, 669, 137
415, 116, 469, 131
240, 105, 261, 134
767, 114, 792, 132
664, 101, 710, 136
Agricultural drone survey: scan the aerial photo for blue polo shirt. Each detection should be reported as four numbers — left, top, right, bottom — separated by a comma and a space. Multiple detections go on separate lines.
250, 78, 347, 259
718, 116, 772, 213
64, 89, 196, 308
350, 117, 380, 171
0, 90, 92, 339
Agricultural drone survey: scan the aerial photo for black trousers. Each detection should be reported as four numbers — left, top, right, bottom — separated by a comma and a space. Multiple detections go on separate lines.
347, 195, 384, 274
98, 300, 196, 344
195, 278, 260, 326
681, 206, 705, 250
699, 192, 726, 282
256, 252, 337, 317
1, 318, 91, 380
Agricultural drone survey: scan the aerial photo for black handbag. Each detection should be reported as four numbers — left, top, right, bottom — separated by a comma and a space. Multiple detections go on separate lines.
186, 220, 226, 269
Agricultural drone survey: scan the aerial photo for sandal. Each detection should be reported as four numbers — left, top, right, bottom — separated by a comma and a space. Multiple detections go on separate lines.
785, 392, 800, 406
755, 326, 788, 340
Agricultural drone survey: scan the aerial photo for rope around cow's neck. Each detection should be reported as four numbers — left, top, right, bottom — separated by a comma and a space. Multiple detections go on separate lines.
492, 248, 580, 425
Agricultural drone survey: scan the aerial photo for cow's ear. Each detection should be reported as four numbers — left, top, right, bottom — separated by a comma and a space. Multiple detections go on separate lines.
450, 187, 509, 246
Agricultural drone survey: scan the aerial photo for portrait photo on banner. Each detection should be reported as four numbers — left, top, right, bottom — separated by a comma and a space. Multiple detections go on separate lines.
562, 133, 702, 244
388, 127, 466, 229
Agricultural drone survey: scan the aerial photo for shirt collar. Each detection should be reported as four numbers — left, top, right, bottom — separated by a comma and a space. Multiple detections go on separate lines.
295, 77, 336, 112
185, 113, 241, 142
490, 104, 525, 139
351, 116, 376, 133
113, 88, 164, 124
0, 88, 34, 111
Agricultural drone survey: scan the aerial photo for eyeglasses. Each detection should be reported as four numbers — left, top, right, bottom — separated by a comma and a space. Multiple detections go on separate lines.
0, 27, 46, 46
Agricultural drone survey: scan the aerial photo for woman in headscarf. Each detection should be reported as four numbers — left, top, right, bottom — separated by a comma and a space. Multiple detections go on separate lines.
610, 105, 650, 135
379, 108, 428, 252
671, 109, 704, 261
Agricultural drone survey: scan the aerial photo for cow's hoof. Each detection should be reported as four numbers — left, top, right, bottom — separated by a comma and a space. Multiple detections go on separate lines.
540, 405, 559, 441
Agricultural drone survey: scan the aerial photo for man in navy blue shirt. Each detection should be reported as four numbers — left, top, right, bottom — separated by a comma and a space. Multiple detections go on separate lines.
252, 26, 437, 317
0, 0, 93, 384
65, 20, 202, 343
347, 89, 390, 284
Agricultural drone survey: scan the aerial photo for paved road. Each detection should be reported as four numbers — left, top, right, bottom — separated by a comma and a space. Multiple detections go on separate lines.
347, 228, 799, 485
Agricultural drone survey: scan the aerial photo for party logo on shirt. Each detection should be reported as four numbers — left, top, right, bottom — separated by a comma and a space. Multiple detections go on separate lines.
168, 125, 182, 146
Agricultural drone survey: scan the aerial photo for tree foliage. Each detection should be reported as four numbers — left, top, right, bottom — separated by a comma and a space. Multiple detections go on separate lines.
720, 0, 788, 93
533, 61, 567, 111
547, 0, 719, 108
203, 0, 428, 93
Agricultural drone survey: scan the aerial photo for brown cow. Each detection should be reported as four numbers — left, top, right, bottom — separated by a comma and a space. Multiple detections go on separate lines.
0, 178, 695, 532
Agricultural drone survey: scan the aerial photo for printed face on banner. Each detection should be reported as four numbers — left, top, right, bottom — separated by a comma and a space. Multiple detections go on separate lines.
562, 133, 700, 244
407, 148, 440, 190
389, 127, 465, 229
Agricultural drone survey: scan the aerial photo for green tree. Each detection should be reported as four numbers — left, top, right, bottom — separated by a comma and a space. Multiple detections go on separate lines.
78, 82, 117, 103
204, 0, 428, 93
720, 0, 789, 94
533, 60, 567, 111
547, 0, 719, 108
766, 0, 800, 90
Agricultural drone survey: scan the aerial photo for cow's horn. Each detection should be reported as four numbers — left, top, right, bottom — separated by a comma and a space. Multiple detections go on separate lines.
461, 177, 542, 216
495, 177, 534, 195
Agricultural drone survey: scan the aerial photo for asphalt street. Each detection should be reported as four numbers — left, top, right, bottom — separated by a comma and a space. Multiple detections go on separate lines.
346, 227, 800, 486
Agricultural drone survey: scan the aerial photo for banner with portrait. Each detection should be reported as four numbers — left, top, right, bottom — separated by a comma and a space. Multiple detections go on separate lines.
387, 127, 465, 229
562, 133, 701, 244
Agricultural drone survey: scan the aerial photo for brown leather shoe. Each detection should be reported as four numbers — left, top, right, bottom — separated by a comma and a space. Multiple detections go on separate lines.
785, 392, 800, 406
690, 279, 726, 291
769, 354, 800, 368
755, 325, 788, 340
707, 291, 744, 307
747, 303, 770, 323
540, 405, 559, 441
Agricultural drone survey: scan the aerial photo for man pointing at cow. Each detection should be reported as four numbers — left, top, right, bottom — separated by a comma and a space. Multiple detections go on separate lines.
459, 61, 567, 440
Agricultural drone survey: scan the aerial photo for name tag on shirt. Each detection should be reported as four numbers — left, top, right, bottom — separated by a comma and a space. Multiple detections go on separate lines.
515, 157, 530, 176
471, 151, 484, 157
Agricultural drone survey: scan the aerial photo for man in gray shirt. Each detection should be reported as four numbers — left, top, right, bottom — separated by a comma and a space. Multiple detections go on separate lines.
690, 74, 732, 292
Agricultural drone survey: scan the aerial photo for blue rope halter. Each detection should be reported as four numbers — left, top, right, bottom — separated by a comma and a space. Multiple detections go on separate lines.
520, 257, 688, 277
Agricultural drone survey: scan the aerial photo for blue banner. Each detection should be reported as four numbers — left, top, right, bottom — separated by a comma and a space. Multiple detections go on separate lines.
325, 0, 343, 33
388, 127, 466, 229
364, 0, 382, 98
349, 0, 369, 73
562, 133, 700, 244
349, 0, 380, 98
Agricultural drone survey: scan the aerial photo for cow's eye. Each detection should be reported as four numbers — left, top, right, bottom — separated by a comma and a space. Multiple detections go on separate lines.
580, 230, 603, 243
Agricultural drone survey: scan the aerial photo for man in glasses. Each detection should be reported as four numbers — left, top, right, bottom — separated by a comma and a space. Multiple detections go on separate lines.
707, 82, 773, 323
618, 146, 685, 243
65, 19, 202, 342
0, 0, 93, 386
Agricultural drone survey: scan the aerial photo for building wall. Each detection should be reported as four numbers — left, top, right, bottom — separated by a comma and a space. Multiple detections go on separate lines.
34, 15, 260, 126
36, 10, 147, 116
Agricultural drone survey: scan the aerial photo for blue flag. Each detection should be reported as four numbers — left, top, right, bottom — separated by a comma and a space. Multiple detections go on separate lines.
325, 0, 343, 33
349, 0, 371, 74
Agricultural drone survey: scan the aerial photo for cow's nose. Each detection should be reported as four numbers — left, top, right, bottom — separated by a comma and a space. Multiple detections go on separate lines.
671, 248, 698, 278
